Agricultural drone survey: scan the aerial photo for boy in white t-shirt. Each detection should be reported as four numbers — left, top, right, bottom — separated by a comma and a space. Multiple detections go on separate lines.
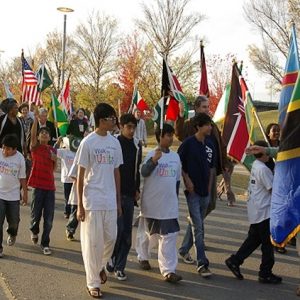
136, 123, 182, 283
66, 162, 79, 241
55, 137, 76, 220
225, 140, 282, 284
76, 103, 123, 299
55, 136, 81, 240
0, 134, 27, 258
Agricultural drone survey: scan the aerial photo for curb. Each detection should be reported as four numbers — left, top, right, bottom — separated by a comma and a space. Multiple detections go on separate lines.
0, 274, 15, 300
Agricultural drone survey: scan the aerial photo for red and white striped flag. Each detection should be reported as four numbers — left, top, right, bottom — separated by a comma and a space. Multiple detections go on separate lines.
21, 52, 41, 105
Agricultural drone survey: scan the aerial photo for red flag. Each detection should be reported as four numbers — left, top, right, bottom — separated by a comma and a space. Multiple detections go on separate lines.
128, 85, 149, 112
165, 96, 179, 121
161, 58, 188, 119
199, 41, 209, 97
222, 63, 249, 166
21, 51, 41, 105
59, 78, 71, 114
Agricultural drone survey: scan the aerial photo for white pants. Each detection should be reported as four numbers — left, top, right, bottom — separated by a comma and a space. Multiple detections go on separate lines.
81, 210, 117, 289
135, 217, 178, 277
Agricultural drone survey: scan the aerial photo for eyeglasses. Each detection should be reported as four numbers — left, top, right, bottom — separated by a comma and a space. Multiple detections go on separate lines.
103, 117, 117, 123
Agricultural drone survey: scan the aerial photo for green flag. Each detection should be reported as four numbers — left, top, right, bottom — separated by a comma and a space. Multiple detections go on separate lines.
36, 64, 53, 92
48, 94, 69, 136
152, 97, 165, 128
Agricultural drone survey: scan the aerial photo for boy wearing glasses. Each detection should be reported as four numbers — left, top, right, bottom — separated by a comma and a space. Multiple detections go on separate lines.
76, 103, 123, 299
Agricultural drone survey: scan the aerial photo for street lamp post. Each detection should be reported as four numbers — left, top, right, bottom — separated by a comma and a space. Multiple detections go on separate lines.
57, 7, 74, 90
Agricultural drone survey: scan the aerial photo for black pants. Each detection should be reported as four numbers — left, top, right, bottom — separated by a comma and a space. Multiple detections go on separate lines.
231, 218, 274, 277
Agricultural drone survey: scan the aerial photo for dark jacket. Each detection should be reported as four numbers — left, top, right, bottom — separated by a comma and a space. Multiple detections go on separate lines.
175, 115, 229, 175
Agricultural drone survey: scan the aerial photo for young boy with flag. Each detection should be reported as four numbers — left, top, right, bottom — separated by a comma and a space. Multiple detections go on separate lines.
225, 140, 282, 284
136, 123, 182, 283
28, 108, 57, 255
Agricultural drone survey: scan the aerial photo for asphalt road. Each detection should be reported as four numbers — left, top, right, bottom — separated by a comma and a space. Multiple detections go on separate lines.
0, 168, 299, 300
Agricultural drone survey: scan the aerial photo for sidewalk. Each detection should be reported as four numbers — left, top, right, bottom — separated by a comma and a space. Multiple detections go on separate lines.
0, 166, 298, 299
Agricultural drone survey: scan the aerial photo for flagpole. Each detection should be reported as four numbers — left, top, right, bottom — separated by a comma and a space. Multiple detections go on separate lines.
51, 93, 59, 138
252, 109, 271, 146
128, 80, 137, 113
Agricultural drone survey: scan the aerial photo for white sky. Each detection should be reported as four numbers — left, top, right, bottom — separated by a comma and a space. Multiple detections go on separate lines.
0, 0, 278, 101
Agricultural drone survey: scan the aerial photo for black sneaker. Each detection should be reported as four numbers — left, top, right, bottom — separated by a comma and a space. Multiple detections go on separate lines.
138, 260, 151, 270
179, 252, 194, 264
106, 260, 115, 273
7, 235, 16, 246
66, 230, 75, 241
115, 270, 127, 281
197, 265, 212, 278
31, 234, 38, 245
259, 273, 282, 284
225, 256, 243, 280
164, 272, 182, 283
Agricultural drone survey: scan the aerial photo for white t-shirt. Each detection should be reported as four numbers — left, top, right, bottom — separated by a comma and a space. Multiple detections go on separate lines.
57, 149, 76, 183
247, 160, 273, 224
0, 150, 26, 201
76, 132, 123, 210
134, 119, 147, 144
141, 150, 181, 219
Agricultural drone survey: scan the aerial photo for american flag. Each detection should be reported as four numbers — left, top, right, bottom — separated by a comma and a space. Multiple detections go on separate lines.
21, 53, 41, 105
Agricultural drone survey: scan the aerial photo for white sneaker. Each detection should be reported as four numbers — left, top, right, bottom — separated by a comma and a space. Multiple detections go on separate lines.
0, 249, 3, 258
42, 247, 52, 255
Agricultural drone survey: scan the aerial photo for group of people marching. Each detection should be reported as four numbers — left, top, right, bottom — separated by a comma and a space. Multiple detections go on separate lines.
0, 95, 296, 299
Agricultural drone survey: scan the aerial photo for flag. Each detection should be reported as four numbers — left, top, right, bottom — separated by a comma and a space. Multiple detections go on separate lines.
3, 81, 14, 99
213, 83, 231, 125
222, 63, 255, 170
278, 24, 300, 126
36, 64, 53, 92
128, 84, 149, 113
21, 52, 41, 105
270, 71, 300, 247
165, 96, 179, 121
59, 77, 71, 115
199, 41, 209, 97
162, 58, 188, 119
152, 97, 165, 129
48, 94, 69, 136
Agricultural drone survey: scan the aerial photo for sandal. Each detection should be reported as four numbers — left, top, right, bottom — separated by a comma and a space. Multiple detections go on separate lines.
99, 268, 107, 284
86, 287, 102, 298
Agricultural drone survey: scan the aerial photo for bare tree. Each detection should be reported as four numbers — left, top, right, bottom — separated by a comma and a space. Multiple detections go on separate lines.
136, 0, 204, 57
72, 10, 119, 104
243, 0, 300, 88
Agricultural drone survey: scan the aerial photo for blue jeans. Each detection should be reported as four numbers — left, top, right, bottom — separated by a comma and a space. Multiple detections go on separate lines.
63, 183, 72, 216
111, 195, 135, 271
179, 192, 210, 267
66, 205, 78, 234
30, 188, 55, 247
0, 199, 20, 250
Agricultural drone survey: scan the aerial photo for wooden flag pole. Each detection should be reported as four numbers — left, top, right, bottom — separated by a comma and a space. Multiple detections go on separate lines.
252, 109, 271, 146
